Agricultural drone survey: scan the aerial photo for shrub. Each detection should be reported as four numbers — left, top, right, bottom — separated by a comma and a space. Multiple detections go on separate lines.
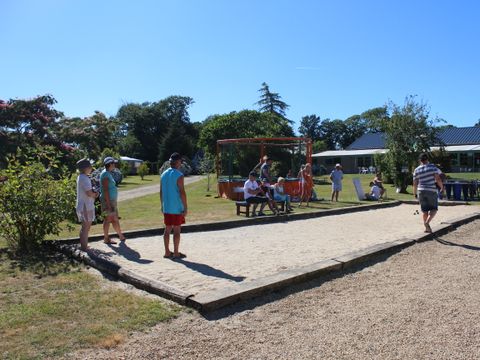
137, 162, 149, 180
0, 153, 76, 253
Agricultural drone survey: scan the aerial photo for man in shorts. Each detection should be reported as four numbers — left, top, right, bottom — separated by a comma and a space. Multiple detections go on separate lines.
244, 171, 271, 216
413, 153, 444, 233
160, 152, 188, 259
330, 163, 343, 202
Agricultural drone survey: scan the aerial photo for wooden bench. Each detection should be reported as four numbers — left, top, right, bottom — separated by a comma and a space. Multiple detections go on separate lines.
233, 187, 285, 217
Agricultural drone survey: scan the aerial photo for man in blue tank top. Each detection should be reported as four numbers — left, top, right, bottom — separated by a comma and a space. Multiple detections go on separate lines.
160, 152, 188, 259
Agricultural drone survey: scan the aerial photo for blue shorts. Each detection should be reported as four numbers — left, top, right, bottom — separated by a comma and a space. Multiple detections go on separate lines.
418, 191, 438, 213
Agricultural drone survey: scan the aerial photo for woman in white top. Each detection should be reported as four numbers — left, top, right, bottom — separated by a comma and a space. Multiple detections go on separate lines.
273, 177, 293, 212
76, 159, 98, 251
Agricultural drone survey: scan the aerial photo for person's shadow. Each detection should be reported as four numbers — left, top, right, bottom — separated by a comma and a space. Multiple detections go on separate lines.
107, 242, 154, 264
173, 258, 245, 282
435, 236, 480, 251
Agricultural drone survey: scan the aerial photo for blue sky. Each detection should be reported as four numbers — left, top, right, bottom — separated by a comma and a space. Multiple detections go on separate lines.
1, 0, 479, 131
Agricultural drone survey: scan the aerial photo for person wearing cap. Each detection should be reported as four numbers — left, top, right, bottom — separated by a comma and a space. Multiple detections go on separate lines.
243, 171, 271, 216
75, 159, 98, 251
413, 153, 444, 233
100, 156, 125, 244
160, 152, 188, 259
329, 163, 344, 202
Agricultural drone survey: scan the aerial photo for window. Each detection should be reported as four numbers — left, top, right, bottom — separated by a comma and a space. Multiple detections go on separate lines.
326, 157, 341, 165
356, 156, 372, 168
450, 153, 458, 166
459, 153, 473, 167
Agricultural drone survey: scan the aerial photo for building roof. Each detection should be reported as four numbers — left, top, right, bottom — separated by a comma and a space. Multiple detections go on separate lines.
346, 132, 386, 150
345, 127, 480, 151
314, 127, 480, 158
438, 126, 480, 145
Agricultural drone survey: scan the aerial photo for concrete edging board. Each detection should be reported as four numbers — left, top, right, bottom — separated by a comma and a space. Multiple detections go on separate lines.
187, 259, 342, 312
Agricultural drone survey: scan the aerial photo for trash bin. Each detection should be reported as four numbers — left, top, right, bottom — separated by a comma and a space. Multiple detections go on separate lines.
445, 183, 452, 199
453, 182, 462, 201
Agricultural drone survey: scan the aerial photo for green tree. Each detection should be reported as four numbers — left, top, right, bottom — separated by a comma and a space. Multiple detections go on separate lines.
137, 162, 150, 180
298, 114, 321, 140
256, 82, 291, 122
360, 106, 389, 132
116, 96, 196, 162
312, 140, 327, 153
383, 96, 441, 193
0, 148, 76, 253
158, 120, 195, 162
198, 110, 294, 176
199, 110, 294, 156
198, 153, 215, 191
318, 118, 346, 150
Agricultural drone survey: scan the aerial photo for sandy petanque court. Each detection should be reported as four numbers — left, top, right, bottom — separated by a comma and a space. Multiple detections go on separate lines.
88, 204, 479, 296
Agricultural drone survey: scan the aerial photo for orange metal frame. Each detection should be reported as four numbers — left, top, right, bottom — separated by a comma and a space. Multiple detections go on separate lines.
216, 137, 312, 199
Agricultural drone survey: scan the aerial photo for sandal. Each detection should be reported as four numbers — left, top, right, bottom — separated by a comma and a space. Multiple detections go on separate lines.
172, 252, 187, 259
163, 253, 173, 259
119, 237, 126, 242
104, 238, 117, 244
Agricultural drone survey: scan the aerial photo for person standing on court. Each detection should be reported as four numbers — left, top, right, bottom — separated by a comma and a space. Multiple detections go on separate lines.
330, 163, 344, 202
100, 157, 126, 244
413, 153, 444, 233
160, 152, 188, 259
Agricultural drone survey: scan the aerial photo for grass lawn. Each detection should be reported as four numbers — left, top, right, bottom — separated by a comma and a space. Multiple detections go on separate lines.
116, 174, 160, 191
0, 251, 180, 359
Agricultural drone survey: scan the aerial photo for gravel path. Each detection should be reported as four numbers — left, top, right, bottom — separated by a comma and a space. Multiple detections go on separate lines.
70, 218, 480, 360
117, 175, 204, 202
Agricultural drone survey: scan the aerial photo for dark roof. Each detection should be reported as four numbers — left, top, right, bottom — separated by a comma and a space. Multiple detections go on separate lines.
346, 127, 480, 150
437, 126, 480, 145
346, 132, 386, 150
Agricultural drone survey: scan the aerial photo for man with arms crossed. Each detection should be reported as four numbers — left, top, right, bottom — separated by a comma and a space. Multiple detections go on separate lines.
160, 152, 188, 259
413, 153, 444, 233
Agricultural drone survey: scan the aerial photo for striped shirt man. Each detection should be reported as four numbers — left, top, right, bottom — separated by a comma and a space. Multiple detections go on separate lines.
413, 163, 440, 192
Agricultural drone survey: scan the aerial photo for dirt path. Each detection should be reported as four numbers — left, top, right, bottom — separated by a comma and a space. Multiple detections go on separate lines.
70, 218, 480, 360
118, 175, 204, 202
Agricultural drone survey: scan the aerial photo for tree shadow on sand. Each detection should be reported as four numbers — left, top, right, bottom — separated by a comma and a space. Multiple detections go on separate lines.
434, 236, 480, 251
173, 258, 245, 282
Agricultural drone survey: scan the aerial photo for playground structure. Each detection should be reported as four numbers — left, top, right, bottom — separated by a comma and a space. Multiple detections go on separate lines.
216, 137, 312, 200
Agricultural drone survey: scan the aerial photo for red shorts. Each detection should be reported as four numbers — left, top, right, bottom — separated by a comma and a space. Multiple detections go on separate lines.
163, 213, 185, 226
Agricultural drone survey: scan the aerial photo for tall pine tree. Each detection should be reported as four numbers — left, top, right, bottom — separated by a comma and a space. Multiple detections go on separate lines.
256, 82, 291, 123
